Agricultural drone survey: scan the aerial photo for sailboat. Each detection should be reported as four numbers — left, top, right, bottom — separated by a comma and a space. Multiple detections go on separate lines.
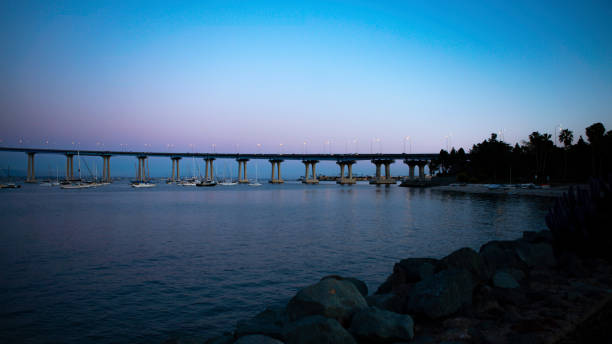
52, 167, 60, 186
131, 158, 156, 188
40, 165, 54, 186
248, 163, 262, 186
0, 165, 21, 188
61, 151, 95, 189
180, 157, 199, 186
219, 161, 237, 186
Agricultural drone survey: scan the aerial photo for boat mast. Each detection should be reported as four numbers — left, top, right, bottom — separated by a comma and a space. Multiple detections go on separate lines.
77, 150, 81, 182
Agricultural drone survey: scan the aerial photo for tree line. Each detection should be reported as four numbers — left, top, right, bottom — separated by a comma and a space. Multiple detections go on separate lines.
435, 122, 612, 184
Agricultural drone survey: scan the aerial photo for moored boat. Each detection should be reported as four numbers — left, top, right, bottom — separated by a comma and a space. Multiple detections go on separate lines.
196, 180, 217, 187
131, 182, 156, 188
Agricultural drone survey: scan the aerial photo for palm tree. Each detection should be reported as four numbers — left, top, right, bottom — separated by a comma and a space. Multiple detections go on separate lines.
559, 129, 573, 148
528, 132, 553, 184
559, 129, 573, 179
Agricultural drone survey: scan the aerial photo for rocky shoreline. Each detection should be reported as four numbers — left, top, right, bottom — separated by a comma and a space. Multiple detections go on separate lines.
198, 229, 612, 344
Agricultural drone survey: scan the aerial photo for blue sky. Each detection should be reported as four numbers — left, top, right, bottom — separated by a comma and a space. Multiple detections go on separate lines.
0, 1, 611, 177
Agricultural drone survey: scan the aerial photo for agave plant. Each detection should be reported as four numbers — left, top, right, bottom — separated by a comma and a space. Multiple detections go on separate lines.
545, 175, 612, 261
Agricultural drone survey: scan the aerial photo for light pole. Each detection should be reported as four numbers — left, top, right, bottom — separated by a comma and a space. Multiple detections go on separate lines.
303, 141, 307, 154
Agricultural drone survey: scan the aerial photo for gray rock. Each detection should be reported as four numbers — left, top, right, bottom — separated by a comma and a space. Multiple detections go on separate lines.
492, 288, 527, 306
441, 247, 488, 283
235, 306, 287, 340
376, 277, 393, 294
479, 240, 525, 273
204, 335, 234, 344
283, 315, 356, 344
500, 267, 525, 282
349, 306, 414, 343
376, 258, 440, 294
515, 242, 556, 268
366, 293, 401, 313
397, 258, 440, 283
521, 230, 553, 243
234, 334, 283, 344
287, 277, 367, 325
321, 275, 368, 297
405, 268, 474, 319
409, 335, 437, 344
492, 271, 519, 289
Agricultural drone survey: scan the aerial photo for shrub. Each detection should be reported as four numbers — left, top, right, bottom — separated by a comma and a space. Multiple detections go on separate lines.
545, 175, 612, 261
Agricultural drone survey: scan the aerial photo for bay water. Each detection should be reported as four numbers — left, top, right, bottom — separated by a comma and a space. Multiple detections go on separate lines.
0, 182, 552, 343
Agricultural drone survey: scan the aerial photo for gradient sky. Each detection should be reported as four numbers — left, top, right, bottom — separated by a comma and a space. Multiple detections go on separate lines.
1, 1, 611, 176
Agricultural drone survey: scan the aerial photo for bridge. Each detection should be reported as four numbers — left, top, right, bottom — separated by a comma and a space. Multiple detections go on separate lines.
0, 147, 439, 185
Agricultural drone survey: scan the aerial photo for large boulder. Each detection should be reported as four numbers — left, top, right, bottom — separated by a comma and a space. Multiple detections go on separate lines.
235, 306, 288, 340
479, 241, 525, 273
405, 268, 474, 319
376, 258, 440, 294
286, 278, 367, 325
321, 275, 368, 297
283, 315, 356, 344
515, 242, 556, 268
349, 307, 414, 343
521, 230, 553, 244
492, 271, 519, 289
234, 334, 283, 344
366, 293, 401, 313
441, 247, 488, 283
204, 335, 233, 344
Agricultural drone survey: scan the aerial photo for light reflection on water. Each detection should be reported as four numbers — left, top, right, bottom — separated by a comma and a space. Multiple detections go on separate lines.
0, 182, 552, 343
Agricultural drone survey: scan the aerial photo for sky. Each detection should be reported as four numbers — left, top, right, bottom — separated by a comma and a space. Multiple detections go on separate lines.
0, 1, 611, 177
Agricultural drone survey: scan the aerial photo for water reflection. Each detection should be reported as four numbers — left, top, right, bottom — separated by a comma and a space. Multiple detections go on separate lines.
0, 183, 553, 343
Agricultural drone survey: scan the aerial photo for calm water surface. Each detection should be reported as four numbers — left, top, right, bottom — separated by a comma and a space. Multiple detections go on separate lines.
0, 182, 553, 343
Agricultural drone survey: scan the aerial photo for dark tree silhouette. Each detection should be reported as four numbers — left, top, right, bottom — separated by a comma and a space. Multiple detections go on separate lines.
559, 129, 573, 179
432, 122, 609, 184
527, 132, 553, 184
586, 123, 606, 177
559, 129, 573, 148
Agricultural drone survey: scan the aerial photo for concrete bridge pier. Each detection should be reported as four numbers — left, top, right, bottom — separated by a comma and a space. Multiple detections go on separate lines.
302, 160, 319, 184
237, 158, 249, 183
404, 160, 417, 179
369, 159, 396, 185
269, 159, 284, 184
171, 157, 181, 182
26, 152, 36, 183
336, 160, 356, 184
417, 161, 428, 179
204, 158, 215, 181
65, 154, 74, 181
137, 156, 149, 182
102, 155, 111, 182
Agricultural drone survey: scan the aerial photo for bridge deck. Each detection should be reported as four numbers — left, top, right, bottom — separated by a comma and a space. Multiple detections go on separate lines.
0, 147, 438, 161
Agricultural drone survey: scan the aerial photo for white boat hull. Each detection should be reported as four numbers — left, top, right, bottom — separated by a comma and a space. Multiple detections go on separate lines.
131, 183, 156, 188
